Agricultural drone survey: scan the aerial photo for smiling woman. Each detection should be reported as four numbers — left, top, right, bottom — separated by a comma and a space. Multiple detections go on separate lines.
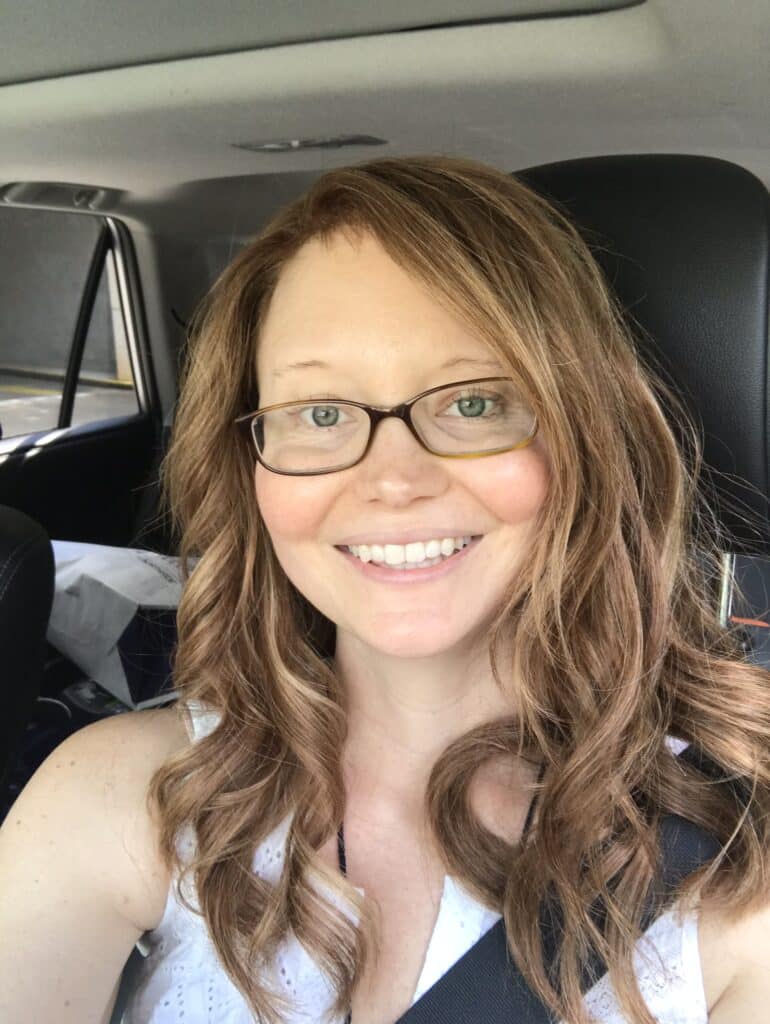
115, 154, 770, 1024
2, 154, 769, 1024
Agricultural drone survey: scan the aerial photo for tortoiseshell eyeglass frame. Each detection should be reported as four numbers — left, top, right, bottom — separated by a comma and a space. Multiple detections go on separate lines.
233, 376, 539, 477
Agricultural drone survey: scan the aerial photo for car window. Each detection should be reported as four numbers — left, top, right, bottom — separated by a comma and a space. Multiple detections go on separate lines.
0, 206, 139, 440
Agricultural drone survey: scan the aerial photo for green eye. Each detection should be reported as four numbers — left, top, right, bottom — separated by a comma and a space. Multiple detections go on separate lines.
309, 406, 339, 426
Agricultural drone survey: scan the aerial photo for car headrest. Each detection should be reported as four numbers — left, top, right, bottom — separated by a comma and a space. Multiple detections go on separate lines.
516, 154, 770, 555
0, 504, 54, 794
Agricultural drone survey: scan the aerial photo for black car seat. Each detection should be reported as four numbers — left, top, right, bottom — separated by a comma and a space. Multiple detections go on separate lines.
0, 504, 55, 804
518, 153, 770, 660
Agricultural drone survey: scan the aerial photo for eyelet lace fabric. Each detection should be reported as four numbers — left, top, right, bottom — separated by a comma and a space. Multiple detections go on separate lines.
578, 898, 708, 1023
120, 706, 709, 1023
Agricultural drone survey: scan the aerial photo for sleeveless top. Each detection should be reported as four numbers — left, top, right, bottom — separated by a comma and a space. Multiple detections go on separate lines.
121, 704, 709, 1024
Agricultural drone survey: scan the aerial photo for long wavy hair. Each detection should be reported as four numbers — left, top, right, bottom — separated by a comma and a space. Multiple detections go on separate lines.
148, 154, 770, 1024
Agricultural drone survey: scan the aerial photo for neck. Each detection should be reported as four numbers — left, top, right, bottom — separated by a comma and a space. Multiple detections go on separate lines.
333, 634, 526, 828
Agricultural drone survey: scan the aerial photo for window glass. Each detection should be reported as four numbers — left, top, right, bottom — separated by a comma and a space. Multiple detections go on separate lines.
0, 206, 139, 440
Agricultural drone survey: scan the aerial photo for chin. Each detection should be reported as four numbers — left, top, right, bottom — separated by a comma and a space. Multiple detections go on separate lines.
349, 620, 475, 660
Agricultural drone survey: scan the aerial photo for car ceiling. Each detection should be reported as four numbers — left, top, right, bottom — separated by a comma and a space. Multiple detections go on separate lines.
0, 0, 768, 239
0, 1, 640, 84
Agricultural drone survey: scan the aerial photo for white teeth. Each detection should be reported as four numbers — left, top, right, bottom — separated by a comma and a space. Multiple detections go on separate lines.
405, 541, 426, 562
347, 535, 475, 567
384, 544, 405, 566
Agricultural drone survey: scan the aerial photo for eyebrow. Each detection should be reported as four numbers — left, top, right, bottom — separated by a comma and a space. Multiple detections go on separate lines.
271, 355, 504, 378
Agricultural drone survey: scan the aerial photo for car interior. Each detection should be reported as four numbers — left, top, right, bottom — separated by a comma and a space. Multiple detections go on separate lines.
0, 2, 769, 1014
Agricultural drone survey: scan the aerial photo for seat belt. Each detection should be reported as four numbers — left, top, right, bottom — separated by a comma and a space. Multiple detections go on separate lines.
397, 743, 724, 1024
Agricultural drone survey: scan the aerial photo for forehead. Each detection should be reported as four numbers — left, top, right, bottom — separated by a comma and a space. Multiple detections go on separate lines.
256, 231, 502, 384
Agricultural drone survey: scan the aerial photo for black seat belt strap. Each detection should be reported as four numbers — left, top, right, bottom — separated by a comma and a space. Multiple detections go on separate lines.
397, 745, 723, 1024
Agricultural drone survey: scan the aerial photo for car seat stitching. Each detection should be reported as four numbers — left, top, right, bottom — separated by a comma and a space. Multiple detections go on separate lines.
0, 536, 43, 602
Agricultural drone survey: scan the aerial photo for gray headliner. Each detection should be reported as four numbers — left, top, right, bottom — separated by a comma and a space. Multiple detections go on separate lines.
0, 0, 640, 85
0, 0, 768, 242
0, 0, 766, 430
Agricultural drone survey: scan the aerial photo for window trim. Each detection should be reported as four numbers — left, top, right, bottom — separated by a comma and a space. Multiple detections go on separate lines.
105, 216, 157, 417
0, 210, 159, 452
59, 220, 111, 428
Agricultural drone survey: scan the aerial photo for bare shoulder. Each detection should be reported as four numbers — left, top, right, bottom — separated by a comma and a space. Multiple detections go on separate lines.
0, 704, 189, 932
698, 892, 770, 1018
0, 707, 191, 1021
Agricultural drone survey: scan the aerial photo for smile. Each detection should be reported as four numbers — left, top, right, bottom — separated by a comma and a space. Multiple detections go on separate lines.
334, 535, 483, 584
347, 535, 477, 567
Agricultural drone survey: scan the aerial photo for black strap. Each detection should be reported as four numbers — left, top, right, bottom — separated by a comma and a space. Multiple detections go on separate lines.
396, 744, 723, 1024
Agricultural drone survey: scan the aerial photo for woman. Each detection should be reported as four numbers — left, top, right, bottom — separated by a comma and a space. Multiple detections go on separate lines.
1, 155, 769, 1024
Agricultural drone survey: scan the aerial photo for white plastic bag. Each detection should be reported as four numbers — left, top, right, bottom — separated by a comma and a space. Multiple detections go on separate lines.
46, 541, 195, 709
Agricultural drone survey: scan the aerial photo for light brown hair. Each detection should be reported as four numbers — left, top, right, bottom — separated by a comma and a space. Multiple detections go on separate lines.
149, 154, 770, 1023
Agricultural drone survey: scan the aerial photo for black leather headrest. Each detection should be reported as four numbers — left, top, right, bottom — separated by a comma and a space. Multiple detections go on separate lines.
0, 504, 54, 793
517, 154, 770, 554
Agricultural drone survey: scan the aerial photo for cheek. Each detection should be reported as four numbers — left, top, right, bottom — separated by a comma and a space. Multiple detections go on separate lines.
471, 448, 550, 525
255, 464, 333, 540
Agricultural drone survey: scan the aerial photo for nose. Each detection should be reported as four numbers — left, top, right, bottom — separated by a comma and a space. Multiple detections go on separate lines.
353, 415, 448, 504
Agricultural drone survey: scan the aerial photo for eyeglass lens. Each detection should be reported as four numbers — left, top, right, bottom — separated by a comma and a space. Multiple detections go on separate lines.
252, 379, 535, 474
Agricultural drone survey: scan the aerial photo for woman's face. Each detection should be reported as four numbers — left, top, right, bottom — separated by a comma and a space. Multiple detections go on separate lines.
254, 230, 551, 659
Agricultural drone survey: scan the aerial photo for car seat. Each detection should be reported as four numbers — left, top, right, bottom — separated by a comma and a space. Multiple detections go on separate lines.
519, 154, 770, 660
0, 504, 55, 807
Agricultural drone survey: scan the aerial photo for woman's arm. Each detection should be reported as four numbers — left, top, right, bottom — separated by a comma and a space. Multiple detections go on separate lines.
0, 707, 186, 1023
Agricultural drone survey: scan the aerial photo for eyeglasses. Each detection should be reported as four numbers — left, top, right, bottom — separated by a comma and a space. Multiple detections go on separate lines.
234, 376, 538, 476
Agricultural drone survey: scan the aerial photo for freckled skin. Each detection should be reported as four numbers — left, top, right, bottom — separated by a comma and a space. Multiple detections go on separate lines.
254, 231, 551, 661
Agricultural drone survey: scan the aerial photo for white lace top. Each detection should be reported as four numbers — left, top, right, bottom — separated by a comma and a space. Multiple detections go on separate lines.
121, 705, 709, 1024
